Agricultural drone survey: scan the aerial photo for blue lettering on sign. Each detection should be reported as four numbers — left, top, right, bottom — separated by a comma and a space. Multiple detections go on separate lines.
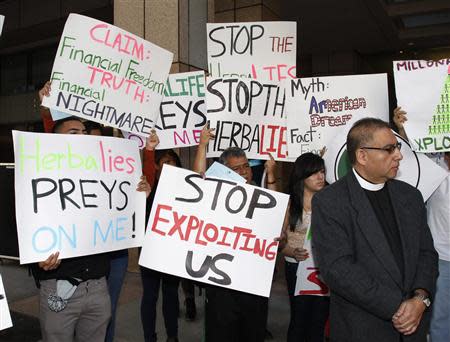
32, 224, 77, 253
93, 217, 128, 246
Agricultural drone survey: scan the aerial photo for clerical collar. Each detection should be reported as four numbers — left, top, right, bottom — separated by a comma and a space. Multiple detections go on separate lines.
353, 168, 385, 191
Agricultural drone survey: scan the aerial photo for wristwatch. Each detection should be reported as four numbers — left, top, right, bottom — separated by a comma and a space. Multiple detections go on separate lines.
413, 293, 431, 308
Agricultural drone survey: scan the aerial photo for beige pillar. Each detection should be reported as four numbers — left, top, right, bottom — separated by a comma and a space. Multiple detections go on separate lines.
114, 0, 214, 271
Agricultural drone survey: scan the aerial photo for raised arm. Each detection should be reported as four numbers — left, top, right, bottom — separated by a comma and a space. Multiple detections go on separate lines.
393, 106, 408, 140
193, 124, 215, 174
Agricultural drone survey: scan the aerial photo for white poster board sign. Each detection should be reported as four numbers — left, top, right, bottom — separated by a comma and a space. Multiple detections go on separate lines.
206, 76, 289, 161
42, 13, 173, 136
284, 74, 389, 158
294, 228, 329, 297
207, 21, 297, 81
121, 130, 146, 149
13, 131, 146, 264
393, 59, 450, 152
323, 130, 448, 201
155, 71, 206, 149
0, 275, 13, 331
139, 165, 289, 297
50, 108, 71, 121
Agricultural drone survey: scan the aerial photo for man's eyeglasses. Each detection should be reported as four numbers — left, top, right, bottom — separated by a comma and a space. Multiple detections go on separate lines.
360, 141, 402, 154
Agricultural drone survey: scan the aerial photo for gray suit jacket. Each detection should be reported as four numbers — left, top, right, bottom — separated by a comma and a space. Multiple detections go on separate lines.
312, 171, 438, 342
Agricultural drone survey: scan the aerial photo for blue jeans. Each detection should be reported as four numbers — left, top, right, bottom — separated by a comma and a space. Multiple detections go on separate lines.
105, 250, 129, 342
430, 259, 450, 342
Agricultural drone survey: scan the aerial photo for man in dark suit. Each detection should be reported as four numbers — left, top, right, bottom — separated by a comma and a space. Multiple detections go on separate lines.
312, 118, 438, 342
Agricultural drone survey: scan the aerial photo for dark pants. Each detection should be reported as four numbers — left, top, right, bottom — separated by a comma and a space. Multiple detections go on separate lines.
285, 261, 329, 342
140, 267, 180, 342
106, 250, 128, 342
205, 286, 268, 342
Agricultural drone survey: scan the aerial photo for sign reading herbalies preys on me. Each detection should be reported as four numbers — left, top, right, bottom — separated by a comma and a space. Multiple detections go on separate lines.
42, 13, 173, 136
393, 59, 450, 152
139, 164, 289, 297
207, 21, 297, 81
283, 73, 389, 157
13, 131, 146, 264
155, 71, 207, 149
206, 76, 289, 161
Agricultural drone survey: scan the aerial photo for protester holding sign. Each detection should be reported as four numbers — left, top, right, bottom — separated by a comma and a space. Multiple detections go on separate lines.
39, 82, 154, 342
141, 148, 182, 342
192, 125, 277, 342
394, 108, 450, 342
30, 117, 111, 342
25, 116, 151, 342
280, 153, 329, 342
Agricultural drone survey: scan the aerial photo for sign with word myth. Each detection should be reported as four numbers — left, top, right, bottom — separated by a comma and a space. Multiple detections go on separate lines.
42, 13, 173, 136
13, 131, 146, 264
284, 74, 389, 157
139, 165, 289, 297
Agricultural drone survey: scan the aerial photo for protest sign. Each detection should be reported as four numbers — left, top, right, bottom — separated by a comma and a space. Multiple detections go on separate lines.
205, 162, 246, 183
42, 13, 173, 136
207, 21, 296, 81
323, 130, 448, 201
0, 275, 12, 331
155, 71, 206, 148
50, 108, 71, 121
139, 165, 289, 297
294, 228, 329, 297
205, 76, 289, 161
393, 59, 450, 152
121, 130, 146, 149
284, 74, 389, 158
13, 131, 146, 264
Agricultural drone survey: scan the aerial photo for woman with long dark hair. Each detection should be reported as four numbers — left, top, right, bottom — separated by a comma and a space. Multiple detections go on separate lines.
281, 152, 329, 342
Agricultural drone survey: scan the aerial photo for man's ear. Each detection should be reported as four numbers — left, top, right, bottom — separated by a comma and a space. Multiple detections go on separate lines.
355, 148, 368, 166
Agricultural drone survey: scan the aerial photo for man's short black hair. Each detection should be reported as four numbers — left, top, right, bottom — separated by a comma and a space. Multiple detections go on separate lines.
52, 116, 84, 133
346, 117, 391, 165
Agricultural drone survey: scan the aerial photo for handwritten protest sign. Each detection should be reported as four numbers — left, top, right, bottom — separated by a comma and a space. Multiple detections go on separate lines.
13, 131, 146, 264
284, 74, 389, 158
206, 76, 289, 161
139, 165, 289, 297
394, 59, 450, 152
207, 21, 296, 81
0, 274, 13, 331
155, 71, 206, 148
323, 130, 448, 201
50, 108, 71, 121
205, 162, 246, 183
42, 13, 173, 136
295, 228, 329, 297
121, 130, 146, 149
